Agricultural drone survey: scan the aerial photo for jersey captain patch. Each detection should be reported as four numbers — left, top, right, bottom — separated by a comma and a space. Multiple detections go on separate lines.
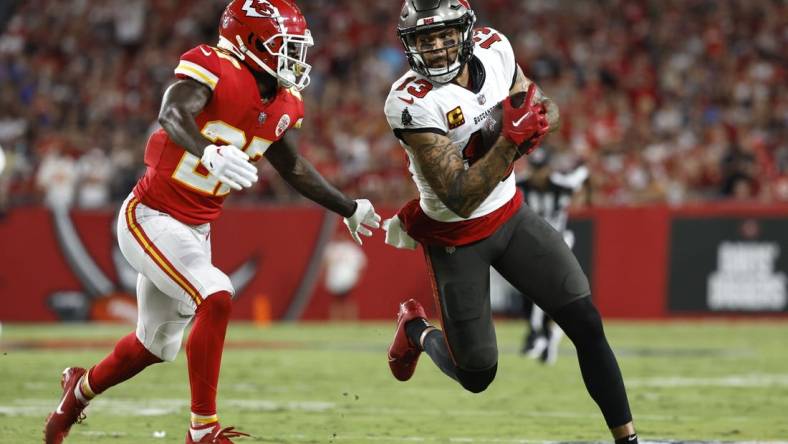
447, 106, 466, 129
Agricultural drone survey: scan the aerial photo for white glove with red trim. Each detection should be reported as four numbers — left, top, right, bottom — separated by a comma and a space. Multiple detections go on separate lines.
201, 144, 258, 190
383, 216, 418, 250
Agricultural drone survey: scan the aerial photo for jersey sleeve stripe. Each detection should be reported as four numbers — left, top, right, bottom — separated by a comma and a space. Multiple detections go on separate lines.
125, 197, 204, 306
393, 127, 447, 141
175, 60, 219, 90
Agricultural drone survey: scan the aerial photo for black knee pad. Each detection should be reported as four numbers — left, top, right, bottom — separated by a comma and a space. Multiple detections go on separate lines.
551, 296, 605, 347
456, 363, 497, 394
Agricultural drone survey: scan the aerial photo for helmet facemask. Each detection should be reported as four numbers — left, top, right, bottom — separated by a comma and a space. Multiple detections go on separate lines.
258, 30, 313, 90
219, 23, 313, 91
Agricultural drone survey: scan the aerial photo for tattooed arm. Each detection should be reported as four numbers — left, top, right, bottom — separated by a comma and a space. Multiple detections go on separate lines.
511, 65, 560, 132
402, 131, 518, 219
265, 136, 357, 218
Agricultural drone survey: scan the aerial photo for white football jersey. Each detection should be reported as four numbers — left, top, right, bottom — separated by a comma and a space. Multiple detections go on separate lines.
384, 27, 518, 222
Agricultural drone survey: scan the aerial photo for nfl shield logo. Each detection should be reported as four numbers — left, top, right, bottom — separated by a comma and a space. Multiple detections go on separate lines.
257, 112, 267, 126
477, 94, 486, 105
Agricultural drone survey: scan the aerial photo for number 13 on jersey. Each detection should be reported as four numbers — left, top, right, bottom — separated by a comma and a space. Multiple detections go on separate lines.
473, 27, 502, 49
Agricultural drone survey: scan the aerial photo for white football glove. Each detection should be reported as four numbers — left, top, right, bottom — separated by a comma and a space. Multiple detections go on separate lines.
343, 199, 381, 245
382, 216, 418, 250
200, 144, 258, 191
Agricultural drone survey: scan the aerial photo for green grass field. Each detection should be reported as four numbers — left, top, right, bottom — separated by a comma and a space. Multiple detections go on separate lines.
1, 320, 787, 443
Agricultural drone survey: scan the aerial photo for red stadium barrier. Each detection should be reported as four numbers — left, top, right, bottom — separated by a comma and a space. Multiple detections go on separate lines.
591, 206, 672, 319
0, 205, 434, 322
1, 204, 787, 322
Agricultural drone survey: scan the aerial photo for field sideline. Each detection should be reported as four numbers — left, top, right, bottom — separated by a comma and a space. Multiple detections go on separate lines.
1, 321, 787, 443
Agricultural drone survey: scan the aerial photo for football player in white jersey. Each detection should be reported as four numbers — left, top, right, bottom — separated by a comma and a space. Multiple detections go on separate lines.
381, 1, 638, 442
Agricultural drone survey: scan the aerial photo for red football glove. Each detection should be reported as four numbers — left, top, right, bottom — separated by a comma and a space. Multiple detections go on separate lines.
502, 84, 549, 155
515, 103, 549, 158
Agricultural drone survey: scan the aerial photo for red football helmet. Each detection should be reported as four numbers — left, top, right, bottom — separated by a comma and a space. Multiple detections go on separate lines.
218, 0, 313, 90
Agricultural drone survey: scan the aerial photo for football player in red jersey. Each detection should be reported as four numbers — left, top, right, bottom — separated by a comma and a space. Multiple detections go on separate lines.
44, 1, 380, 443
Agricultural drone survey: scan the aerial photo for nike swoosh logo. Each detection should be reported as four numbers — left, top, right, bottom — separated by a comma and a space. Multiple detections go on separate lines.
512, 111, 533, 128
200, 46, 213, 57
398, 97, 415, 105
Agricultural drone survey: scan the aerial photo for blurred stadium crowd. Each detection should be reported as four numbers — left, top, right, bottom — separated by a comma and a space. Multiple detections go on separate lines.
0, 0, 785, 213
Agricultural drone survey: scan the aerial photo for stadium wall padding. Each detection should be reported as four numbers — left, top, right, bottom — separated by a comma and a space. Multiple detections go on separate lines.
1, 203, 787, 322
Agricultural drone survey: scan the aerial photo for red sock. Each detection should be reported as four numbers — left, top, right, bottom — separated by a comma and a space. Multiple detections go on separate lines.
186, 291, 232, 417
89, 332, 163, 395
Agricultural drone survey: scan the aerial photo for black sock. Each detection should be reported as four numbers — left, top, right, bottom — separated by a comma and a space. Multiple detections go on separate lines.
405, 318, 430, 349
615, 434, 638, 444
421, 329, 459, 382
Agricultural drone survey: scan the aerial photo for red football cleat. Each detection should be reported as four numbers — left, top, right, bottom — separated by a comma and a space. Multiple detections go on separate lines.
186, 423, 250, 443
388, 299, 428, 381
44, 367, 88, 444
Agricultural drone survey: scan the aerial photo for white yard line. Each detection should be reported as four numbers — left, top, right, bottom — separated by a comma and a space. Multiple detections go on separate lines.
627, 374, 788, 388
77, 430, 127, 438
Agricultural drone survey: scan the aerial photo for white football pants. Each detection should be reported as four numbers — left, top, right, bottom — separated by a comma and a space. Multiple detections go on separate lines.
116, 194, 233, 361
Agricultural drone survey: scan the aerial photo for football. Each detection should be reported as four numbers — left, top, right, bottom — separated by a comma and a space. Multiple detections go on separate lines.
478, 91, 533, 160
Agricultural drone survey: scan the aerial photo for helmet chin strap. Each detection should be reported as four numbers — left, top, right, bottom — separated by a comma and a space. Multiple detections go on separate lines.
426, 60, 462, 84
278, 69, 297, 86
217, 36, 244, 58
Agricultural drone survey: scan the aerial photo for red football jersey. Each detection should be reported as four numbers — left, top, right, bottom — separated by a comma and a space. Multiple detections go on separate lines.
133, 44, 304, 225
